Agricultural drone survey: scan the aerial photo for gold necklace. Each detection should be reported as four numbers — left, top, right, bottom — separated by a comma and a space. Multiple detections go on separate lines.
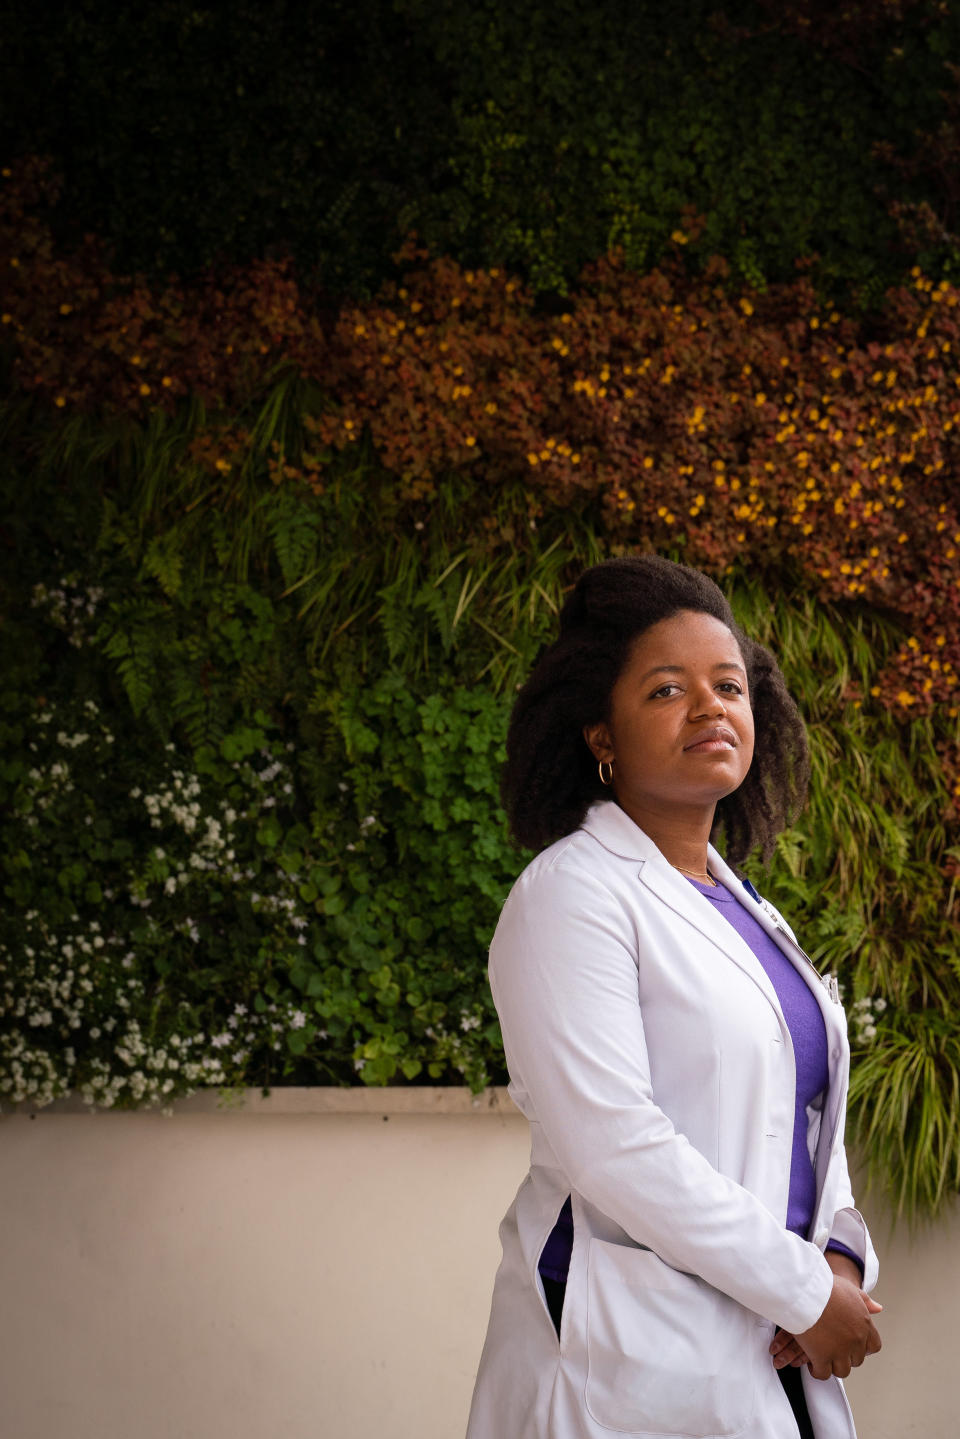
673, 863, 717, 886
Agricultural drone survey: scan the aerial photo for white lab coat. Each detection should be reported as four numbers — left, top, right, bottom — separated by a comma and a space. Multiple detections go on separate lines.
466, 800, 878, 1439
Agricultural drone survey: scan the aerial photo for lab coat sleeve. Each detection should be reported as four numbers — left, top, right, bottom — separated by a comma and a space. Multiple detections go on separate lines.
490, 855, 834, 1337
827, 1144, 880, 1291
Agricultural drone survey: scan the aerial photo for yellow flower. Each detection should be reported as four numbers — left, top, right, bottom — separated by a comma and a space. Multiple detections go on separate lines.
526, 453, 539, 466
671, 230, 689, 245
739, 298, 754, 316
896, 690, 916, 706
464, 436, 476, 447
139, 383, 151, 396
54, 395, 66, 408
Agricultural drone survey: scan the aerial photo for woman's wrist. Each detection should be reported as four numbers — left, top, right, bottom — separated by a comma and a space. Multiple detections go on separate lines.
824, 1249, 863, 1286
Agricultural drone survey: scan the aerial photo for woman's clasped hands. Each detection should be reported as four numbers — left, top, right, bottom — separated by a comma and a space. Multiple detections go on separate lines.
769, 1254, 882, 1380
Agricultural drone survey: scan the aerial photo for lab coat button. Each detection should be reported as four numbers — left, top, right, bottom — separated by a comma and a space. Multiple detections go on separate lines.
814, 1226, 829, 1246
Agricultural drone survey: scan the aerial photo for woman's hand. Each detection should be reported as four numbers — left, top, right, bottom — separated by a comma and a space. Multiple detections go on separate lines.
769, 1251, 881, 1375
792, 1275, 883, 1380
769, 1328, 810, 1370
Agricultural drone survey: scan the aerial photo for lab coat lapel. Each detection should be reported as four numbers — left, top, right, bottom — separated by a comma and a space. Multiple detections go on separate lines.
581, 802, 787, 1025
581, 802, 846, 1068
636, 856, 789, 1026
706, 846, 845, 1044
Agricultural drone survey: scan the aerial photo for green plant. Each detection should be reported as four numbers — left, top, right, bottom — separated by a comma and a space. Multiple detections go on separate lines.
3, 1, 960, 298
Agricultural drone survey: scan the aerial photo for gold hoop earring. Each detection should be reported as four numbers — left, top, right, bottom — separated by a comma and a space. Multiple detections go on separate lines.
598, 760, 614, 787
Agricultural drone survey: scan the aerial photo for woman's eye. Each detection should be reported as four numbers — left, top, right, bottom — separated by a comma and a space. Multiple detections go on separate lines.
718, 682, 744, 695
650, 684, 681, 698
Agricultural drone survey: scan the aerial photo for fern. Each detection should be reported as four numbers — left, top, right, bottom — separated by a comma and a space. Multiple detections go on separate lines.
142, 533, 184, 599
96, 602, 171, 727
267, 487, 322, 590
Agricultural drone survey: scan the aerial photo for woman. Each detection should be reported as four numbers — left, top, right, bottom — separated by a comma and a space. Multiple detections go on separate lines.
466, 555, 881, 1439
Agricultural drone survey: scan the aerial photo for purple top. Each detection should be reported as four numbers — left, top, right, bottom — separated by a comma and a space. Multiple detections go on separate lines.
538, 875, 861, 1283
689, 875, 827, 1237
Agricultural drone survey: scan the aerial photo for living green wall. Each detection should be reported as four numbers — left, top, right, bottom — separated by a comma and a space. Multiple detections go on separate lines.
1, 383, 957, 1216
2, 3, 959, 1219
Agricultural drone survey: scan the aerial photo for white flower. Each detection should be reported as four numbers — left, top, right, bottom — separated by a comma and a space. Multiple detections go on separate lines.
289, 1010, 307, 1030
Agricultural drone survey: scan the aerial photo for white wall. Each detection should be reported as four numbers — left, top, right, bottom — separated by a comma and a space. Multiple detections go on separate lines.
0, 1088, 952, 1438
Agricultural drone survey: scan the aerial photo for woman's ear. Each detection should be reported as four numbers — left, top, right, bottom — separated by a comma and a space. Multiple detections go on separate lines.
582, 722, 613, 763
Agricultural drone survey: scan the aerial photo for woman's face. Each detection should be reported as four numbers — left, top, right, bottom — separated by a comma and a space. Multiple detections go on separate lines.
583, 609, 755, 825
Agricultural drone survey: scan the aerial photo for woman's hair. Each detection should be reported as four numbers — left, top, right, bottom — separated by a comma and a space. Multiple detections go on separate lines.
502, 554, 809, 866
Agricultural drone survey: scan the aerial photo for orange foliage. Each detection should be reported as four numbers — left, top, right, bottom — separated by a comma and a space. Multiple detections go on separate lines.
0, 159, 324, 411
319, 246, 960, 735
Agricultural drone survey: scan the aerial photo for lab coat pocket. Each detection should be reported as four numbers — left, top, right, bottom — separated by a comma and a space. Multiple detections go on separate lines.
584, 1240, 757, 1437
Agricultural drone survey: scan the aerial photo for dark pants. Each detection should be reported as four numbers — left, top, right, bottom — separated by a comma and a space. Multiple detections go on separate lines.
541, 1277, 815, 1438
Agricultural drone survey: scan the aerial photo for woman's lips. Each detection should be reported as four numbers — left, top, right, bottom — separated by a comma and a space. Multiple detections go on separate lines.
683, 726, 737, 752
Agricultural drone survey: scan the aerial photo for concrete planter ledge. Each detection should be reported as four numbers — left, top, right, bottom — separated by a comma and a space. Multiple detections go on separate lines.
0, 1082, 952, 1438
0, 1083, 520, 1118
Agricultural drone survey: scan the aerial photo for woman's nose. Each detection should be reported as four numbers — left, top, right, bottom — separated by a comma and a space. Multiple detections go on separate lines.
690, 686, 726, 719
